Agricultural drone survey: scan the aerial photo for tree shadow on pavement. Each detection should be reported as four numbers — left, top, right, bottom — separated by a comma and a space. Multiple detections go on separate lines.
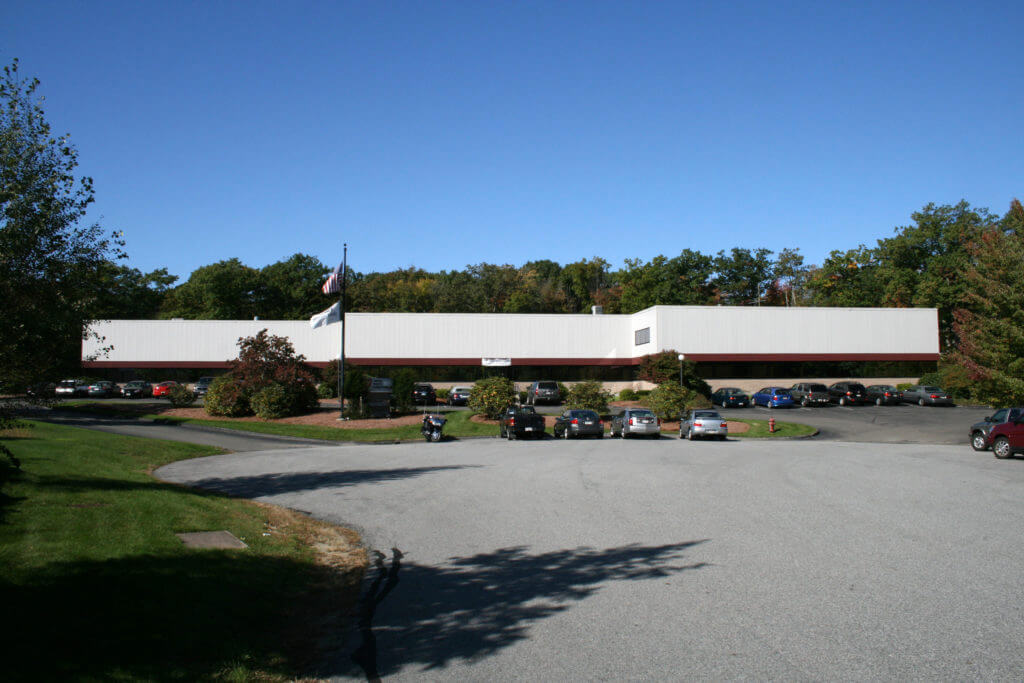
188, 465, 480, 497
344, 540, 709, 678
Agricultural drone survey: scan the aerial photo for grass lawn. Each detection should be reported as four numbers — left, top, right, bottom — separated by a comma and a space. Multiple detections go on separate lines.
728, 417, 818, 438
58, 401, 499, 442
0, 420, 366, 681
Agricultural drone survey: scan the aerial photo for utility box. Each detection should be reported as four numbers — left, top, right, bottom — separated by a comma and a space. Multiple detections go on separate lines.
366, 377, 393, 418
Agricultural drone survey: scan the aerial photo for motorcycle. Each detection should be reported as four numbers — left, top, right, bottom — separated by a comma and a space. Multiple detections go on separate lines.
421, 413, 446, 442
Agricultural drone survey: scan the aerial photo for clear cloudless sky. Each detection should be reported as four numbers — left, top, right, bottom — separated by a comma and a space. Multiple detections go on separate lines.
3, 0, 1021, 281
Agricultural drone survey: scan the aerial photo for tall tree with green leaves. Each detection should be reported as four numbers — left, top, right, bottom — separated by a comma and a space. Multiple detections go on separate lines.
160, 258, 260, 319
1, 60, 126, 387
256, 253, 329, 319
712, 247, 775, 305
949, 202, 1024, 406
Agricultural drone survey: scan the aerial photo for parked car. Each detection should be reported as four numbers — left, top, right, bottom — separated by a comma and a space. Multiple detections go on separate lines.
193, 376, 215, 397
866, 384, 903, 406
412, 383, 436, 405
26, 382, 56, 398
554, 409, 604, 439
711, 387, 750, 408
526, 381, 561, 405
499, 405, 546, 440
970, 407, 1023, 451
789, 383, 831, 407
988, 417, 1024, 459
610, 408, 661, 438
121, 380, 153, 399
55, 379, 89, 398
87, 380, 118, 398
679, 409, 729, 440
152, 381, 178, 398
751, 387, 795, 409
902, 385, 954, 406
828, 381, 868, 406
448, 386, 472, 406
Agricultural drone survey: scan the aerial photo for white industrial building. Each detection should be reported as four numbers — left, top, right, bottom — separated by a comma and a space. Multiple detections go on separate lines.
82, 306, 939, 381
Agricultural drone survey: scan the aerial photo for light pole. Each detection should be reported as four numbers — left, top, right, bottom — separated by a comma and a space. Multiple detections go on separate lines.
677, 353, 685, 387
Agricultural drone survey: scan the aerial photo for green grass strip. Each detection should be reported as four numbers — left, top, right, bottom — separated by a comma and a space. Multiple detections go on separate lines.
0, 420, 363, 680
58, 402, 499, 442
727, 417, 817, 438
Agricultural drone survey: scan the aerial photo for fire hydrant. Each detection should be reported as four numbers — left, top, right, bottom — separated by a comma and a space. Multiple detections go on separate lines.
768, 416, 776, 433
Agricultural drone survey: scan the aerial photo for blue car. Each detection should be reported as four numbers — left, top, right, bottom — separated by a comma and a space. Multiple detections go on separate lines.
752, 386, 795, 408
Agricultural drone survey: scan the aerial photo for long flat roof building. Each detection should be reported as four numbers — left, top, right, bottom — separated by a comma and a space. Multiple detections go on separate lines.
82, 306, 939, 379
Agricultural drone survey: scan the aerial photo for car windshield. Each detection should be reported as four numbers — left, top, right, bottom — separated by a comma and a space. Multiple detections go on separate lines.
631, 410, 654, 418
922, 386, 943, 392
694, 411, 721, 418
197, 377, 214, 384
517, 406, 537, 414
573, 410, 599, 419
59, 380, 77, 387
772, 389, 791, 395
126, 382, 144, 387
808, 384, 828, 391
538, 382, 558, 390
721, 388, 744, 395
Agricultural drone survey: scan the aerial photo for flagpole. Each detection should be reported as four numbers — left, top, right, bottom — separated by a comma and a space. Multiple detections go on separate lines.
338, 243, 347, 419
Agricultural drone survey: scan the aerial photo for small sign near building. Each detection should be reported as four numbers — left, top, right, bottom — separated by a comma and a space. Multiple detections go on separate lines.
482, 357, 512, 367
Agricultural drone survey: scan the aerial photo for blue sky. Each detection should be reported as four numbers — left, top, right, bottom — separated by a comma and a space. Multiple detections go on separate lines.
3, 0, 1021, 281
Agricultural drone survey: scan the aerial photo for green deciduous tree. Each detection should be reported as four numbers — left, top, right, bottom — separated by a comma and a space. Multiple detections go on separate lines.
564, 380, 612, 413
160, 258, 259, 319
467, 376, 516, 419
636, 351, 711, 397
617, 249, 716, 312
256, 253, 329, 319
949, 205, 1024, 406
712, 248, 775, 306
1, 59, 127, 388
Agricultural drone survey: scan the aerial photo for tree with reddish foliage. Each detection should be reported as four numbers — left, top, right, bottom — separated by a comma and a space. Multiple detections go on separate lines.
637, 350, 711, 398
948, 201, 1024, 406
205, 329, 319, 417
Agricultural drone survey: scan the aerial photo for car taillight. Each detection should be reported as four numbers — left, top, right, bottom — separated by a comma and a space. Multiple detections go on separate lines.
884, 392, 892, 397
656, 418, 661, 426
720, 422, 727, 428
930, 394, 938, 399
508, 418, 515, 426
694, 421, 703, 427
629, 417, 635, 425
571, 418, 578, 424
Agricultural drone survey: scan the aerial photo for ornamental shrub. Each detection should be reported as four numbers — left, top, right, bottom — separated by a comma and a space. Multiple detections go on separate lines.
637, 350, 712, 398
317, 382, 335, 399
565, 380, 612, 413
251, 384, 293, 419
468, 376, 516, 419
168, 384, 197, 407
204, 376, 252, 417
646, 382, 710, 420
618, 388, 639, 401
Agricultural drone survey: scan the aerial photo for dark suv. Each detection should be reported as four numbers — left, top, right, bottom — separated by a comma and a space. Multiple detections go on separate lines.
828, 381, 868, 406
970, 407, 1023, 451
789, 383, 831, 407
526, 381, 561, 405
412, 383, 436, 405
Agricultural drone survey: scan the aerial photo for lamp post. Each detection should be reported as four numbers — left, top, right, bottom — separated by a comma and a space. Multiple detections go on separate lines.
677, 353, 685, 387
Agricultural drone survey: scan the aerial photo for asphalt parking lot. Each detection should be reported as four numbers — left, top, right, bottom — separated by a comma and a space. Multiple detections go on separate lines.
158, 436, 1024, 680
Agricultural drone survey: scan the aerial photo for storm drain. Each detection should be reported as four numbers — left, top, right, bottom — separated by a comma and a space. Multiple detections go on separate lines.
175, 530, 248, 549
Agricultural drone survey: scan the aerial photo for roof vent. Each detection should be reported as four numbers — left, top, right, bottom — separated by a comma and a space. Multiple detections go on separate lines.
591, 306, 604, 315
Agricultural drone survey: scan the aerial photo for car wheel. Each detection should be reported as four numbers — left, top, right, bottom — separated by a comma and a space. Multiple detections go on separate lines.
971, 432, 989, 452
993, 437, 1012, 459
801, 398, 809, 407
563, 428, 571, 440
686, 427, 695, 441
875, 397, 883, 406
918, 398, 926, 407
597, 432, 604, 439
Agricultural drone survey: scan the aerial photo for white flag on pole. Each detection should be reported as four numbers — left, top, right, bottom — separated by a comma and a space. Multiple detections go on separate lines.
309, 302, 341, 328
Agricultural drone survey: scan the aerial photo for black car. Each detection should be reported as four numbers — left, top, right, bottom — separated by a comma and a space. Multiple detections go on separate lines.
193, 376, 215, 397
26, 382, 56, 398
711, 387, 750, 408
789, 383, 831, 407
87, 380, 118, 398
970, 407, 1023, 451
554, 409, 604, 439
828, 381, 868, 406
865, 384, 902, 406
412, 383, 436, 405
121, 380, 153, 399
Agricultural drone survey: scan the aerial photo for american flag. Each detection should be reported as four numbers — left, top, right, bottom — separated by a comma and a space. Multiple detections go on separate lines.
322, 262, 342, 295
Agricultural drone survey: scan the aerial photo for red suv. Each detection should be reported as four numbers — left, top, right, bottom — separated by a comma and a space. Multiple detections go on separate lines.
987, 418, 1024, 459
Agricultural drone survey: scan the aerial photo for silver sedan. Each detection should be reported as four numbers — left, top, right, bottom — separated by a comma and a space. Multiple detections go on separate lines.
611, 408, 662, 438
679, 410, 729, 441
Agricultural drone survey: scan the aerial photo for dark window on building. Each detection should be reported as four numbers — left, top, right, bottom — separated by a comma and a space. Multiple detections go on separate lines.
634, 327, 651, 346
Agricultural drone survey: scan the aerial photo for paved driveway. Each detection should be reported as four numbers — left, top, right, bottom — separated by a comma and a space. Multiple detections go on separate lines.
157, 437, 1024, 680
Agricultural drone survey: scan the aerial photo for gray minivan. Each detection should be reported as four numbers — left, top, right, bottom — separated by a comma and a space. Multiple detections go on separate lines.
526, 381, 560, 405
